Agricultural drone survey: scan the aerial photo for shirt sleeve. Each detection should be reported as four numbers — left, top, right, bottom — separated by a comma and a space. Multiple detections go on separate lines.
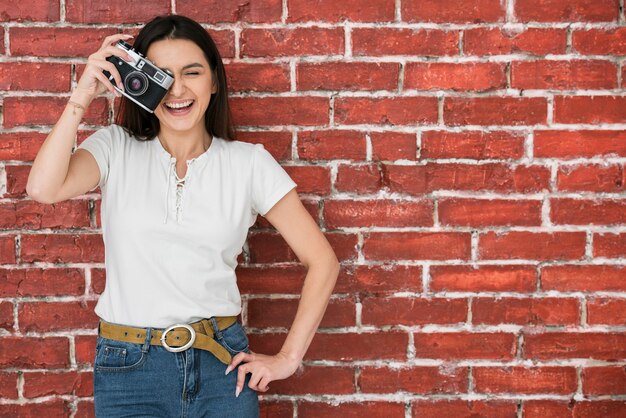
251, 143, 297, 217
75, 125, 115, 190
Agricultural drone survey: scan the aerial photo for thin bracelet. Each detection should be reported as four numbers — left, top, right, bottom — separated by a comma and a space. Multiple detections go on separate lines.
67, 100, 86, 116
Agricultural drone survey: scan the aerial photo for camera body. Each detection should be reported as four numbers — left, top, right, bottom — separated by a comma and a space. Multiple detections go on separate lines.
103, 40, 174, 113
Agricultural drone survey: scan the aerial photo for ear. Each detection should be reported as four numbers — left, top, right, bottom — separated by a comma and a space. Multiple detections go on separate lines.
211, 71, 218, 94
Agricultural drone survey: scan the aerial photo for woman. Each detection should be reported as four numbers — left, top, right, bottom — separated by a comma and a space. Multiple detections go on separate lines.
26, 14, 339, 417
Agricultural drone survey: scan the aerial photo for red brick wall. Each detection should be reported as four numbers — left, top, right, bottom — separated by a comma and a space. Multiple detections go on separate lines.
1, 1, 626, 417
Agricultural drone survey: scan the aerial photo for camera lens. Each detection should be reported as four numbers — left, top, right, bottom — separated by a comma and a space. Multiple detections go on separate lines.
124, 71, 149, 96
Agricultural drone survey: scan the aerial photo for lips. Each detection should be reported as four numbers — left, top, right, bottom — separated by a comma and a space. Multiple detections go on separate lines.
163, 100, 195, 115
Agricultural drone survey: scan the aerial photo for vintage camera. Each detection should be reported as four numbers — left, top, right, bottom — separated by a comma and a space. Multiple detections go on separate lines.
103, 40, 174, 113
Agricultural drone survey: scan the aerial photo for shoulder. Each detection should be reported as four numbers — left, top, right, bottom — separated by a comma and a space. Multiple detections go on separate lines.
217, 138, 262, 163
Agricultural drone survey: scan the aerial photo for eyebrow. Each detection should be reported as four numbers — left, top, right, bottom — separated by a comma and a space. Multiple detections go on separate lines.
158, 63, 204, 71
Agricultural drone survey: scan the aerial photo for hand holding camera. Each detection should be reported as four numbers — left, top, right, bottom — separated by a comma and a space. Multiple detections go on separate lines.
75, 33, 135, 101
75, 33, 174, 113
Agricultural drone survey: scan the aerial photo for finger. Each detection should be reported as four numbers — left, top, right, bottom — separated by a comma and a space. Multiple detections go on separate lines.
225, 352, 251, 375
247, 368, 264, 391
258, 376, 272, 392
103, 45, 133, 62
93, 58, 124, 91
93, 70, 117, 94
101, 33, 133, 49
235, 364, 249, 397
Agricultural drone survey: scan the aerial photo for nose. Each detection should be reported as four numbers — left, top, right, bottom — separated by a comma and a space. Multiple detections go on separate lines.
168, 75, 186, 97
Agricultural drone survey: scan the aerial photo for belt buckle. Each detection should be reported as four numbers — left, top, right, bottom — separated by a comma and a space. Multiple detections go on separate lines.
160, 323, 196, 353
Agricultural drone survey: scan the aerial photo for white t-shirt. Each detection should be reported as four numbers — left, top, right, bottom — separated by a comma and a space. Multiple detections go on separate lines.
76, 124, 297, 328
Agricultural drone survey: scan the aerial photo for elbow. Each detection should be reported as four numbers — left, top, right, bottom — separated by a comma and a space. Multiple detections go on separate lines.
26, 186, 56, 204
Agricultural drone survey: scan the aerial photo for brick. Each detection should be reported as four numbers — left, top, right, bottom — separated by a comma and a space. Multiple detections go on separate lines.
439, 198, 542, 227
371, 132, 418, 161
335, 96, 438, 125
335, 163, 384, 194
299, 402, 405, 418
404, 62, 506, 91
74, 335, 97, 367
247, 298, 355, 328
12, 200, 91, 228
236, 265, 305, 295
288, 0, 395, 22
249, 332, 409, 361
10, 27, 120, 57
363, 231, 471, 261
583, 366, 626, 395
5, 165, 31, 198
324, 199, 434, 228
225, 62, 290, 92
479, 231, 586, 260
361, 297, 467, 325
573, 28, 626, 54
0, 0, 59, 22
23, 371, 92, 398
0, 62, 70, 92
402, 0, 505, 23
511, 60, 617, 89
335, 264, 423, 294
235, 131, 293, 160
298, 61, 399, 91
19, 233, 104, 263
0, 131, 49, 161
75, 401, 96, 418
297, 130, 366, 161
241, 27, 344, 57
0, 372, 18, 398
554, 96, 626, 124
430, 265, 536, 292
515, 0, 619, 22
384, 163, 550, 194
247, 232, 300, 264
259, 401, 293, 418
587, 298, 626, 325
542, 265, 626, 291
472, 297, 579, 325
474, 367, 577, 394
525, 400, 626, 418
594, 232, 626, 258
551, 198, 626, 225
3, 96, 108, 128
413, 332, 516, 360
0, 400, 71, 418
0, 236, 16, 263
557, 165, 625, 193
352, 28, 458, 56
359, 366, 468, 394
0, 268, 85, 297
0, 337, 69, 368
464, 28, 566, 55
178, 0, 282, 23
421, 130, 525, 160
0, 301, 13, 331
264, 366, 354, 395
412, 400, 517, 417
524, 333, 626, 360
65, 0, 169, 23
444, 97, 548, 126
18, 301, 99, 332
534, 130, 626, 159
230, 96, 328, 126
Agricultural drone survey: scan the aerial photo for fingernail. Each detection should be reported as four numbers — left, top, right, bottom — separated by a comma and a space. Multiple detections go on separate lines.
225, 366, 231, 375
235, 386, 241, 398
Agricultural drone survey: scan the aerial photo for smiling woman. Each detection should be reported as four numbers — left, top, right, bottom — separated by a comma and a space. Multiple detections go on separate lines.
25, 12, 339, 418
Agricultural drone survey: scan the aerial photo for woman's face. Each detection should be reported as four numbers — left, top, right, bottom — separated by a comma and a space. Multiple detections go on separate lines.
146, 38, 217, 133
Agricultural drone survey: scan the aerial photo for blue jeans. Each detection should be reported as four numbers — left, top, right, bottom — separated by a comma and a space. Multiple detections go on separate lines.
93, 317, 260, 417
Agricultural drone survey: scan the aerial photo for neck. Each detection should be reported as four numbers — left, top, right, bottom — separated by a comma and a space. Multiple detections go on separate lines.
158, 127, 212, 161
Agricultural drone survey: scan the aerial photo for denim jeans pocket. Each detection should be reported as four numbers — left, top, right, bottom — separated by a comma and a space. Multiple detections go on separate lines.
217, 321, 250, 356
94, 335, 147, 372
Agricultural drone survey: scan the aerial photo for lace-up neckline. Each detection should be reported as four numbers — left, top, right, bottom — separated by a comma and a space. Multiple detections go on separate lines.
154, 135, 216, 224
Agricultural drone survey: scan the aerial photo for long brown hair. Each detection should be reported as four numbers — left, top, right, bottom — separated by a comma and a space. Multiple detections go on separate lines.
114, 14, 236, 142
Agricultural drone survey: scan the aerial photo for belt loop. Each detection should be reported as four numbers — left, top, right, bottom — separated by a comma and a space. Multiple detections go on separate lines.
209, 317, 222, 338
142, 327, 152, 353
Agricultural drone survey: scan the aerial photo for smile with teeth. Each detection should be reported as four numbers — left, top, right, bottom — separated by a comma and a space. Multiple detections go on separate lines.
164, 100, 194, 109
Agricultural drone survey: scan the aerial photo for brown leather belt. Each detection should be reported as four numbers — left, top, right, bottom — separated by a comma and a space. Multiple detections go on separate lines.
98, 316, 238, 365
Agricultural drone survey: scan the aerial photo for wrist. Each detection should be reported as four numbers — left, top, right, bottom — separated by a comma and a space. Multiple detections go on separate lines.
69, 88, 93, 109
